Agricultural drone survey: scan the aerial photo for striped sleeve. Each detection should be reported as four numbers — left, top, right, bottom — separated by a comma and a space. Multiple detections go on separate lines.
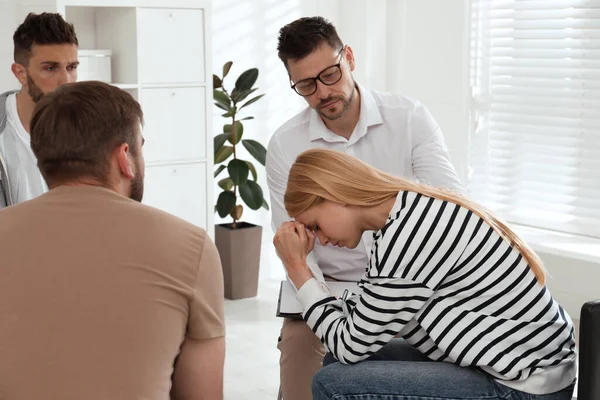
297, 193, 478, 364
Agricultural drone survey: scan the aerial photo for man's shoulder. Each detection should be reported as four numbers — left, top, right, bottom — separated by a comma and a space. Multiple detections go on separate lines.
0, 91, 18, 110
0, 90, 18, 103
128, 203, 213, 268
0, 91, 18, 133
3, 188, 208, 242
269, 107, 312, 145
129, 199, 209, 239
366, 87, 422, 112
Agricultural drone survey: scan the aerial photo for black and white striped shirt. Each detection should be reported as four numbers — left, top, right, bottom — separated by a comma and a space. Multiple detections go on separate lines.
297, 191, 577, 395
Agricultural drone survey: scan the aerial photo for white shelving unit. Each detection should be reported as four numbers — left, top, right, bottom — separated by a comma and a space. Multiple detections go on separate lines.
15, 0, 214, 238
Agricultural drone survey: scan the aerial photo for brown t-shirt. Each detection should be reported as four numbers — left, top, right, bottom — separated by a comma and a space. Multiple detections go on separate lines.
0, 186, 225, 400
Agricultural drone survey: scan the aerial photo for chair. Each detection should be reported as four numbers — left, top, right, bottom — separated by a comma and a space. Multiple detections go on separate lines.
577, 300, 600, 400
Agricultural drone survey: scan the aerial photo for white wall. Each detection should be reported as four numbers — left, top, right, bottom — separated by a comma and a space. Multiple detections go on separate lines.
387, 0, 471, 183
0, 0, 18, 90
363, 0, 599, 319
0, 0, 60, 91
319, 0, 471, 182
211, 0, 473, 281
211, 0, 341, 280
212, 0, 599, 317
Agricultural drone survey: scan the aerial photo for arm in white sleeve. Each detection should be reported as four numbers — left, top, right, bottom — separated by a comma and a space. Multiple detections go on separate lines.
410, 102, 466, 195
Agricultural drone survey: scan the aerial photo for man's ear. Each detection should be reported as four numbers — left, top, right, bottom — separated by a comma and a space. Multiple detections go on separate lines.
11, 63, 28, 87
116, 143, 135, 179
344, 45, 356, 71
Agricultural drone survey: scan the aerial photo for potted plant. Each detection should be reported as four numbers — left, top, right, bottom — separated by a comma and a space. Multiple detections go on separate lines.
213, 61, 268, 300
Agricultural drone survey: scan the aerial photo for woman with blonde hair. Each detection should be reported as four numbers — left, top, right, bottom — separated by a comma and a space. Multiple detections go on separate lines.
273, 148, 576, 400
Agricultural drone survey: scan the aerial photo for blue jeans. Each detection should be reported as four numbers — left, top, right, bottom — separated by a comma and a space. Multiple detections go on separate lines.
312, 339, 575, 400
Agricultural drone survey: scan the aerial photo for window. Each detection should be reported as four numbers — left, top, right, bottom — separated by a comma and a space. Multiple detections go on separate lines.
469, 0, 600, 239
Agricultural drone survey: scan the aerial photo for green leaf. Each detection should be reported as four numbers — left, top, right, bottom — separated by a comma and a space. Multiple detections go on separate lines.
215, 102, 229, 111
245, 161, 257, 181
223, 61, 233, 78
215, 146, 233, 164
238, 180, 263, 210
242, 139, 267, 166
261, 199, 270, 211
216, 191, 236, 218
213, 89, 231, 110
239, 94, 265, 110
240, 116, 254, 121
222, 107, 237, 118
232, 88, 257, 103
213, 74, 222, 89
218, 178, 234, 191
235, 68, 259, 92
224, 122, 243, 144
214, 164, 226, 178
228, 159, 249, 185
214, 133, 228, 154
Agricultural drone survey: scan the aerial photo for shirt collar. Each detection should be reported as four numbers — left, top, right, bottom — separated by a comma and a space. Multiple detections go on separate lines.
308, 83, 383, 143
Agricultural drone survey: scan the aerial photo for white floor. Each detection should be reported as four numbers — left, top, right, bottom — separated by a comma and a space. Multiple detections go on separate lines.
224, 280, 282, 400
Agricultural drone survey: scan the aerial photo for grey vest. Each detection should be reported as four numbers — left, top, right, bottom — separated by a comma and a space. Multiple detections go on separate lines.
0, 90, 20, 209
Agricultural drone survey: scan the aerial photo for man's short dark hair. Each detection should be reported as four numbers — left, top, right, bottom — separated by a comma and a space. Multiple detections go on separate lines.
13, 12, 78, 66
277, 16, 343, 68
30, 81, 144, 187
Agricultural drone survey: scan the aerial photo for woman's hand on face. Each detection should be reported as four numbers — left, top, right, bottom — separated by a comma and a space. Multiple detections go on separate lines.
302, 222, 317, 255
273, 221, 315, 265
273, 222, 316, 288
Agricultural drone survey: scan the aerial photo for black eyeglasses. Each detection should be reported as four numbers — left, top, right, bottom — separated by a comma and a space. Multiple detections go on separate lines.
290, 47, 345, 97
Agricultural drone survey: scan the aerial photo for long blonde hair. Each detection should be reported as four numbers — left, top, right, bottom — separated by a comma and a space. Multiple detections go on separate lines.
284, 149, 545, 284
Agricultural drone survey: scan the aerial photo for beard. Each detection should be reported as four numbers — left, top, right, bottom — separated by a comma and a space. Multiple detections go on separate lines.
26, 74, 45, 103
315, 84, 356, 121
316, 95, 349, 121
129, 156, 145, 203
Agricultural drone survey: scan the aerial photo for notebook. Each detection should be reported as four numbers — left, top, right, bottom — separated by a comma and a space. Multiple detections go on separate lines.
276, 279, 361, 319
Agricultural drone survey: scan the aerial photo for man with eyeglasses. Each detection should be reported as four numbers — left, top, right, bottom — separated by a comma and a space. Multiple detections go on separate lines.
266, 16, 465, 400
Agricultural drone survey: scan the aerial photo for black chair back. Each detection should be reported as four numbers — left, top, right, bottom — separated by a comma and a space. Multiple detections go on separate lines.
578, 300, 600, 400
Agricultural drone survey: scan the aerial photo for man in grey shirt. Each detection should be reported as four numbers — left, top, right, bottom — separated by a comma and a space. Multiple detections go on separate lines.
0, 12, 79, 208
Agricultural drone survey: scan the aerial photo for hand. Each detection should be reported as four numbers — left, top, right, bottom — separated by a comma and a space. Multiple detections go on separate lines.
273, 221, 315, 265
273, 222, 316, 287
303, 223, 316, 255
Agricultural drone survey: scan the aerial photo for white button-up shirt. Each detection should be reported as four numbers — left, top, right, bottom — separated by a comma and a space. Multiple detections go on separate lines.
266, 84, 464, 282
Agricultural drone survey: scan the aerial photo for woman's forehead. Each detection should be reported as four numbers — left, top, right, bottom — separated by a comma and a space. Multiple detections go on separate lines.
295, 208, 316, 225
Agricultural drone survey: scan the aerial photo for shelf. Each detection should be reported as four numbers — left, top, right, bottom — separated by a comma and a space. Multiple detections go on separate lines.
56, 0, 214, 234
65, 6, 139, 84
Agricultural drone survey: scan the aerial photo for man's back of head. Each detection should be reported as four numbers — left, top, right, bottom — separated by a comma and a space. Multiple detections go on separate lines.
0, 81, 225, 400
30, 80, 145, 200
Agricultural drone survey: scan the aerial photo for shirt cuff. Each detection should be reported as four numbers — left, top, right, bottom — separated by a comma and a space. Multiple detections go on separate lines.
297, 278, 330, 311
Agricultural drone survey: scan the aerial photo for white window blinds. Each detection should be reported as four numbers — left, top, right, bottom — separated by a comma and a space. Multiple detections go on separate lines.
469, 0, 600, 239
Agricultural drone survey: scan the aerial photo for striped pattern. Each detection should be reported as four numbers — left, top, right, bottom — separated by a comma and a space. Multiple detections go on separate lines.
303, 191, 576, 385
